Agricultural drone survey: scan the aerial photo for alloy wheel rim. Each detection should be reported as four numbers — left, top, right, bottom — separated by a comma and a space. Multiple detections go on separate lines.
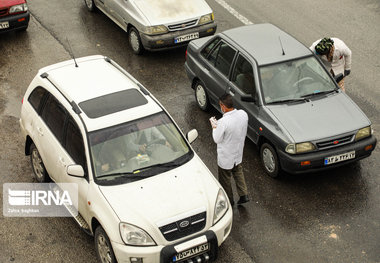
130, 31, 140, 52
196, 85, 206, 107
97, 234, 112, 263
263, 148, 275, 173
85, 0, 93, 8
32, 149, 44, 180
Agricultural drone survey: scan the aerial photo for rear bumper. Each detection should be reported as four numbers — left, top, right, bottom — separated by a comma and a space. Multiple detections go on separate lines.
278, 135, 377, 174
0, 11, 30, 33
140, 22, 216, 51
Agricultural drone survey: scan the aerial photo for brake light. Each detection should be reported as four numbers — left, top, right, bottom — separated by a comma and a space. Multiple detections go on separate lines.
185, 50, 187, 60
22, 98, 24, 104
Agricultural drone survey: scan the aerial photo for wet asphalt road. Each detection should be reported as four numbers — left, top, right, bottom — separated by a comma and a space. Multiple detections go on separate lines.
0, 0, 379, 262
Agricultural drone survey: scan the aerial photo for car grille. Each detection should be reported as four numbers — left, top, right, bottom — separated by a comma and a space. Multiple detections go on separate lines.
168, 19, 198, 31
316, 134, 354, 150
159, 211, 206, 241
0, 8, 9, 17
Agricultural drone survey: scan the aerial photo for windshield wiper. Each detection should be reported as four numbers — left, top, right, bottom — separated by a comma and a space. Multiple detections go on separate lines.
96, 172, 142, 179
301, 89, 337, 98
267, 98, 308, 105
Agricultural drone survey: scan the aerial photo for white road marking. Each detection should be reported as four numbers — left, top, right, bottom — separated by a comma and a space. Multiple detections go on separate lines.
214, 0, 253, 25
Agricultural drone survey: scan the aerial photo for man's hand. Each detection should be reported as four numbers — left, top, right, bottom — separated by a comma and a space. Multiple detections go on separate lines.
209, 116, 217, 129
139, 144, 147, 152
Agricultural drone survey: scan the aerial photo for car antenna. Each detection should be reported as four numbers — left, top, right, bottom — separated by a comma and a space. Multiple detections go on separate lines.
278, 36, 285, 55
67, 38, 78, 67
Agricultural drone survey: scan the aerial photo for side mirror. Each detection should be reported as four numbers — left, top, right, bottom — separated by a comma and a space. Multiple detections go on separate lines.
186, 129, 198, 144
67, 164, 85, 177
241, 94, 255, 102
334, 73, 344, 83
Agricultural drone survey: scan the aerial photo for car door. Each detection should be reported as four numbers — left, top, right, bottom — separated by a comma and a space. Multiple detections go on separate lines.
228, 53, 260, 144
199, 38, 237, 107
104, 0, 128, 28
59, 115, 90, 219
34, 92, 68, 182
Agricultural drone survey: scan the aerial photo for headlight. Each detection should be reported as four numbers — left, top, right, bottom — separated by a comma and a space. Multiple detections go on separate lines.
144, 25, 168, 35
285, 142, 315, 154
9, 3, 28, 14
355, 126, 371, 141
199, 13, 214, 25
213, 189, 228, 225
119, 223, 156, 246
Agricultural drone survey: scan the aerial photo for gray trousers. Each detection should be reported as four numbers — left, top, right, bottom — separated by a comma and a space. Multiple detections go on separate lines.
218, 164, 248, 202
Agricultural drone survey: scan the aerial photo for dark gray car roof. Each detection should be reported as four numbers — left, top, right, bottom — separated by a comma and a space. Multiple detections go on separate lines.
222, 23, 312, 66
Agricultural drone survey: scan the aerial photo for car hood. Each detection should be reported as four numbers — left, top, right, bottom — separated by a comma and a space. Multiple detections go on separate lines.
98, 156, 219, 225
133, 0, 212, 26
267, 93, 370, 142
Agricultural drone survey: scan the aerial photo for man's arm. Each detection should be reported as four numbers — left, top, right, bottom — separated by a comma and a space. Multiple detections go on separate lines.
212, 120, 225, 144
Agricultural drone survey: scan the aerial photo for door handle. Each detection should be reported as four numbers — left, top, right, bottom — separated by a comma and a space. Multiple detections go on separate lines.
59, 157, 66, 168
228, 87, 235, 96
37, 127, 44, 136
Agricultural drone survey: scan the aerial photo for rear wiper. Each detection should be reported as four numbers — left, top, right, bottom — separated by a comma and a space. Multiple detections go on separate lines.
267, 98, 308, 105
301, 89, 337, 98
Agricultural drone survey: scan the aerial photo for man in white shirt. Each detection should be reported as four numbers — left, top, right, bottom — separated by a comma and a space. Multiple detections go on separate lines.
211, 94, 250, 206
310, 37, 352, 91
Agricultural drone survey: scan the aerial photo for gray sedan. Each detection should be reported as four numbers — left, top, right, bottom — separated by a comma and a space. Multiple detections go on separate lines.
84, 0, 216, 55
185, 23, 377, 177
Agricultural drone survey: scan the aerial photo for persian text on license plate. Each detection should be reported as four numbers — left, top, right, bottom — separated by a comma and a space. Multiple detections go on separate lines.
173, 243, 209, 261
174, 32, 199, 43
0, 22, 10, 29
324, 151, 355, 165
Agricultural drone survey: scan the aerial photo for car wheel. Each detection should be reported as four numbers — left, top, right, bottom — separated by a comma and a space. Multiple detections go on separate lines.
260, 143, 280, 178
129, 27, 144, 55
84, 0, 97, 12
194, 81, 210, 111
95, 226, 116, 263
30, 143, 50, 182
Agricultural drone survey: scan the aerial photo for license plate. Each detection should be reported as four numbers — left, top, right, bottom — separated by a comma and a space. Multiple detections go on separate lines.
324, 151, 355, 165
173, 243, 209, 261
174, 32, 199, 43
0, 21, 10, 29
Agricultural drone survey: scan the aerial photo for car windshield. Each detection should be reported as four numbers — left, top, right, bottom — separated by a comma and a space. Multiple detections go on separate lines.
259, 56, 337, 104
89, 112, 192, 183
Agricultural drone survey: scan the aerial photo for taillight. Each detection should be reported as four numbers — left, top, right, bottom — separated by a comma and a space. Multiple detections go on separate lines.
185, 50, 187, 60
22, 98, 24, 104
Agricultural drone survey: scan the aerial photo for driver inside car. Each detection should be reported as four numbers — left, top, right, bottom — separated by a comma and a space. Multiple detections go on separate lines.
127, 127, 172, 154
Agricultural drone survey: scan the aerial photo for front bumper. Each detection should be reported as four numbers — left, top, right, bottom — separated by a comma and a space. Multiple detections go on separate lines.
112, 206, 232, 263
0, 11, 30, 33
278, 135, 377, 174
140, 22, 216, 51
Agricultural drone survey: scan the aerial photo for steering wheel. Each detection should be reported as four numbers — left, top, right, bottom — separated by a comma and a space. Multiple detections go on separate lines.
293, 77, 314, 92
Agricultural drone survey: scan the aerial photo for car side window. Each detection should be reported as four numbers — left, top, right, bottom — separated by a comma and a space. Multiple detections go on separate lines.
41, 95, 67, 144
201, 37, 220, 58
65, 117, 86, 171
207, 42, 236, 77
28, 86, 47, 113
232, 55, 256, 95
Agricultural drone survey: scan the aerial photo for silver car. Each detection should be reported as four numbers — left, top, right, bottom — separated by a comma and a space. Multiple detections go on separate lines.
185, 23, 377, 177
84, 0, 217, 55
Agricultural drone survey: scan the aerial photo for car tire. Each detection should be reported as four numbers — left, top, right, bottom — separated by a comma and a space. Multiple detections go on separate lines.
194, 81, 210, 111
260, 143, 280, 178
30, 143, 50, 182
95, 226, 117, 263
129, 27, 144, 55
84, 0, 97, 12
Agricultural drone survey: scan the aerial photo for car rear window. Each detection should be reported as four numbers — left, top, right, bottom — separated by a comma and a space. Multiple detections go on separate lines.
78, 89, 148, 118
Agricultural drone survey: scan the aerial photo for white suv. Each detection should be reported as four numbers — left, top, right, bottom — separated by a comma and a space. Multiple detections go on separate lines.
20, 55, 232, 263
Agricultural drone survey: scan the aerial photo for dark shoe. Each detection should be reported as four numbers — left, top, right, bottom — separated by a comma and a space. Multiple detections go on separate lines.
237, 195, 250, 205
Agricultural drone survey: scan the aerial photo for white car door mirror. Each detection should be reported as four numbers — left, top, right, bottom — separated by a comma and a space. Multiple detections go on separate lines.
67, 164, 85, 177
186, 129, 198, 144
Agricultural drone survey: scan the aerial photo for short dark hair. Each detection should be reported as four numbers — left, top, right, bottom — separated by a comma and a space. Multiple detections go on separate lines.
219, 93, 233, 108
